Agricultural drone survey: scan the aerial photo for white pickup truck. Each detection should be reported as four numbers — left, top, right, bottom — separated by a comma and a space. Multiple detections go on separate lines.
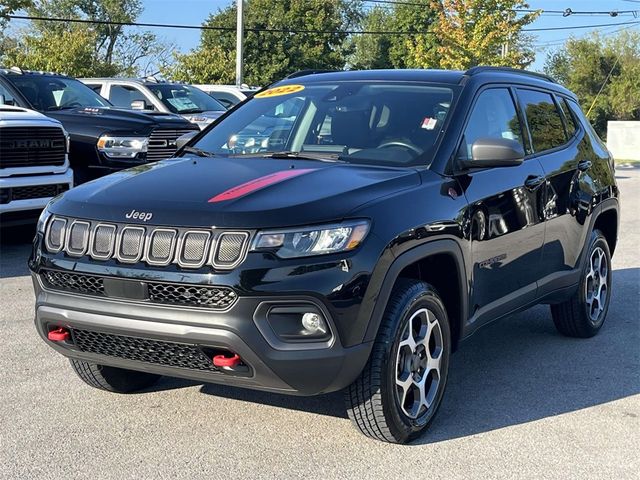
0, 105, 73, 226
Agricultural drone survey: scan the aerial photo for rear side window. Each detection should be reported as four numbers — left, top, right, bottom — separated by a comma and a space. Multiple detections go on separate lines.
558, 98, 578, 138
458, 88, 524, 161
518, 89, 567, 152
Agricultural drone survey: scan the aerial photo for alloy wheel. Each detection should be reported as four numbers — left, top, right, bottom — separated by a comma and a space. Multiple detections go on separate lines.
395, 308, 443, 419
585, 246, 609, 324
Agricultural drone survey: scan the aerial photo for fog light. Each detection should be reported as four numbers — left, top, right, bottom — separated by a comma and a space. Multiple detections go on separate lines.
301, 312, 327, 335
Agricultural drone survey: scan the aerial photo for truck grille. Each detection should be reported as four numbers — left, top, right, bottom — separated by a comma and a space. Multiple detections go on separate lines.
40, 269, 238, 310
44, 216, 250, 270
0, 127, 66, 168
1, 183, 70, 204
147, 128, 197, 162
71, 328, 220, 372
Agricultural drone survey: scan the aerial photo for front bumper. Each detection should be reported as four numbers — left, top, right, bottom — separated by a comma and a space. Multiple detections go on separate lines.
32, 274, 372, 395
0, 169, 73, 213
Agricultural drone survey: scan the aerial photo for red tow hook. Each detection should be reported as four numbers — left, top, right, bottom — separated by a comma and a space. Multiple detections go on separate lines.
48, 327, 70, 342
213, 353, 242, 368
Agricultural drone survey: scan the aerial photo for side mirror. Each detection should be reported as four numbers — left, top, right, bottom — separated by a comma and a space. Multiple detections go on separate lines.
0, 94, 5, 105
176, 131, 198, 150
468, 137, 525, 168
130, 100, 148, 110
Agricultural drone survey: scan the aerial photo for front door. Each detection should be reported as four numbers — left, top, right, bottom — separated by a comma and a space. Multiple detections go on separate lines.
456, 87, 547, 328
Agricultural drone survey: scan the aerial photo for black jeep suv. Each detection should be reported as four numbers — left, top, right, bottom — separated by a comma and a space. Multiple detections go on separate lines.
30, 67, 619, 443
0, 68, 198, 183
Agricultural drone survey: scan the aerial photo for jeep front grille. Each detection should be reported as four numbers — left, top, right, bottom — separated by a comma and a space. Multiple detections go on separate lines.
0, 127, 66, 169
71, 328, 220, 372
147, 128, 198, 162
41, 269, 238, 310
44, 216, 250, 270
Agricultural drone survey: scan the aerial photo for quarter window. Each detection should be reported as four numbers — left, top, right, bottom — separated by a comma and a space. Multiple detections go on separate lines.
518, 89, 567, 152
559, 98, 578, 138
458, 88, 524, 162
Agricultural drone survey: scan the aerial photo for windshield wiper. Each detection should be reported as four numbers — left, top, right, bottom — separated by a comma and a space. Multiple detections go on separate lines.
47, 105, 79, 111
179, 108, 204, 114
263, 151, 343, 162
181, 146, 215, 157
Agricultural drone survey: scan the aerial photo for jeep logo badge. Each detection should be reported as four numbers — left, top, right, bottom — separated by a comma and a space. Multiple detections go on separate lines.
125, 209, 153, 222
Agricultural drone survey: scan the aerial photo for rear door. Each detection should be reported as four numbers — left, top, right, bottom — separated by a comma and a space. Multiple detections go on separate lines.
458, 87, 547, 326
514, 89, 587, 294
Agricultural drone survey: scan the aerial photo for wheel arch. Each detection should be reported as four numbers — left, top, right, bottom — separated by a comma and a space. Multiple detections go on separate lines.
362, 239, 468, 351
593, 203, 618, 256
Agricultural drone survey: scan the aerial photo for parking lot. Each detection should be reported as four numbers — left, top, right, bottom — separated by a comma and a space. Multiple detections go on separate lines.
0, 167, 637, 480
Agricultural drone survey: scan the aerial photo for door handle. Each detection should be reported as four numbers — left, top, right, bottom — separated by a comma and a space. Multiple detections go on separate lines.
578, 160, 592, 172
524, 175, 545, 190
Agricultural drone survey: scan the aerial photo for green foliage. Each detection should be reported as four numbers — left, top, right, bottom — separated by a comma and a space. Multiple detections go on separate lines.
349, 0, 437, 70
411, 0, 539, 69
544, 30, 640, 138
1, 0, 171, 77
168, 0, 361, 85
0, 0, 33, 23
163, 45, 236, 85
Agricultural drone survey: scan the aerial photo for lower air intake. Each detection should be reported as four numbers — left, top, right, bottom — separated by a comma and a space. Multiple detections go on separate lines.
71, 329, 220, 372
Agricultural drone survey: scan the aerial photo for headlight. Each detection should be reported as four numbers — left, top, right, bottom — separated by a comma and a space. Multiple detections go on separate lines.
252, 220, 370, 258
36, 205, 52, 234
97, 135, 148, 159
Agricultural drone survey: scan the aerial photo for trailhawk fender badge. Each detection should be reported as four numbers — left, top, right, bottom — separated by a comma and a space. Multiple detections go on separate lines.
208, 169, 317, 203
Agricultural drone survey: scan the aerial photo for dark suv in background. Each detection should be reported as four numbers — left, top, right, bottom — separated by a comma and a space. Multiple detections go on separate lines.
30, 67, 619, 443
0, 68, 198, 183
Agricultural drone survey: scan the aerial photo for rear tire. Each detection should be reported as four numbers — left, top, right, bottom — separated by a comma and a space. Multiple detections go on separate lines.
69, 359, 160, 393
551, 230, 612, 338
345, 279, 451, 443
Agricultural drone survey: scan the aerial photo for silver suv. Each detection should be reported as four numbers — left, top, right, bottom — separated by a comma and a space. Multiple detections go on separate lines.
82, 76, 226, 130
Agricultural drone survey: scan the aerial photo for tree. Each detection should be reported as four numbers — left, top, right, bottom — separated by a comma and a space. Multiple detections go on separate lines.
350, 0, 438, 70
166, 0, 361, 86
545, 30, 640, 138
1, 0, 171, 77
0, 0, 33, 24
410, 0, 539, 69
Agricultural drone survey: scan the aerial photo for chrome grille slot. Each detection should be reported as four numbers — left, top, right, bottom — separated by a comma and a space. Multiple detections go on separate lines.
146, 229, 177, 265
91, 224, 116, 259
43, 216, 250, 270
65, 220, 90, 256
45, 217, 66, 252
117, 226, 145, 263
179, 231, 211, 268
214, 232, 249, 268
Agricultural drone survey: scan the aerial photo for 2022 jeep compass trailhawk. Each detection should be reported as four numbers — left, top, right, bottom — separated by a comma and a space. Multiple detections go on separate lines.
30, 67, 619, 443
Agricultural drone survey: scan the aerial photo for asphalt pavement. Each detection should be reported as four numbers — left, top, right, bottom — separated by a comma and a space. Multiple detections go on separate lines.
0, 167, 638, 479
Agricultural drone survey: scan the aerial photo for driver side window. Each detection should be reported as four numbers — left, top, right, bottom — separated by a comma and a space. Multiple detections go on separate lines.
458, 88, 524, 162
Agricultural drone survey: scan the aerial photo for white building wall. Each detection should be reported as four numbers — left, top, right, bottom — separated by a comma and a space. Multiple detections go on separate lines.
607, 121, 640, 161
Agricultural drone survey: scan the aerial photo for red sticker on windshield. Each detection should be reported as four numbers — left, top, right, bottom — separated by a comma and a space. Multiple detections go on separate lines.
421, 117, 437, 130
208, 169, 317, 203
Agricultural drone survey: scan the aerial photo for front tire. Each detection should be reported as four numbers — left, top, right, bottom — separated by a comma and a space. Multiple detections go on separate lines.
70, 359, 160, 393
345, 279, 451, 443
551, 230, 612, 338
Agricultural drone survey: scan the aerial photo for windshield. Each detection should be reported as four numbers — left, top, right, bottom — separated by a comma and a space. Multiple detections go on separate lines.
147, 84, 226, 114
6, 76, 111, 111
191, 82, 454, 167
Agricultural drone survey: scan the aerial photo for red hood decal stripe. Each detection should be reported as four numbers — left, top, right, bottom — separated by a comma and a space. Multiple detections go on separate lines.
208, 168, 317, 203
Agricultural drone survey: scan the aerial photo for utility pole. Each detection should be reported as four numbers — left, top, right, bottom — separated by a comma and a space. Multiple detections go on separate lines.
236, 0, 244, 86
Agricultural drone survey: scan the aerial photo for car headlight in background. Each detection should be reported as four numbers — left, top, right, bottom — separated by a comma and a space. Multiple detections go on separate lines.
97, 135, 148, 159
252, 220, 370, 258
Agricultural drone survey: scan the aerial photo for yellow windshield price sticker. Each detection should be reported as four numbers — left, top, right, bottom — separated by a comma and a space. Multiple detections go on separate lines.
255, 84, 305, 98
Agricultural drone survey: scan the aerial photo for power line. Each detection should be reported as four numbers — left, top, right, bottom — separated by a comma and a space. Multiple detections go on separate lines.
8, 14, 640, 35
361, 0, 638, 16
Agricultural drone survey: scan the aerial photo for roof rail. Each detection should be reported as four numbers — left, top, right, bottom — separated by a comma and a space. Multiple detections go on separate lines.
465, 66, 556, 84
284, 69, 337, 80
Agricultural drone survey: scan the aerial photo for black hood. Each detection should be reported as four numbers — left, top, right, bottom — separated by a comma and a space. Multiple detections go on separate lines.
49, 157, 421, 228
46, 107, 194, 137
